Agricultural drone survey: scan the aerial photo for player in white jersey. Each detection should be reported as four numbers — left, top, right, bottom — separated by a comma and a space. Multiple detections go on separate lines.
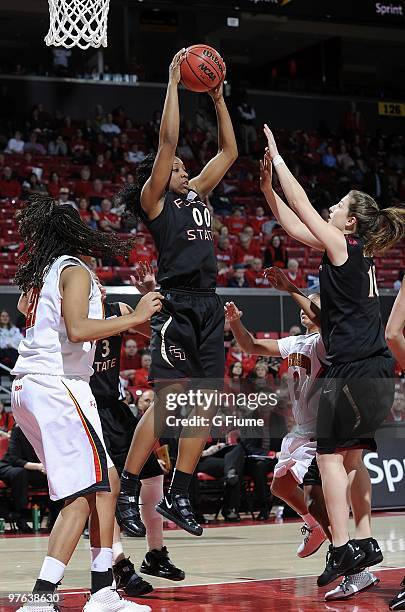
11, 195, 163, 612
224, 294, 329, 558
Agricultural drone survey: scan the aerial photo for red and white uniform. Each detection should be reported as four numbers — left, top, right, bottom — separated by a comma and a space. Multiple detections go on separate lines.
273, 332, 326, 483
11, 255, 113, 501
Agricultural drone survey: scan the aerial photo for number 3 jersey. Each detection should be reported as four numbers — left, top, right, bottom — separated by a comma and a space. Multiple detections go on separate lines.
277, 332, 327, 437
90, 302, 123, 400
12, 255, 102, 380
142, 189, 217, 289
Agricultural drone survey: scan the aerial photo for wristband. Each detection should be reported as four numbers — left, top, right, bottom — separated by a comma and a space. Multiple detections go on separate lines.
272, 154, 285, 167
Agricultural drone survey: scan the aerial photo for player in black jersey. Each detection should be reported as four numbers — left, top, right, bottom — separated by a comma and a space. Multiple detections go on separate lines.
116, 49, 237, 536
90, 275, 185, 597
260, 127, 405, 589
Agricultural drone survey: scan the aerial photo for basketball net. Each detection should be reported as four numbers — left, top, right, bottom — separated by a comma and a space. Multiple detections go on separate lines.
45, 0, 110, 50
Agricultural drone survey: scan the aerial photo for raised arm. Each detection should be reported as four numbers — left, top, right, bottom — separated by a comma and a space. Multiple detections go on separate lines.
263, 125, 346, 264
224, 302, 281, 357
189, 83, 238, 199
141, 50, 186, 219
264, 267, 321, 328
260, 152, 323, 251
385, 277, 405, 368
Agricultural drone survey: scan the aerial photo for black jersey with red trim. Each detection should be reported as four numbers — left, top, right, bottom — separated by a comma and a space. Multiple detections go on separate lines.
141, 190, 217, 289
90, 302, 123, 400
319, 234, 387, 364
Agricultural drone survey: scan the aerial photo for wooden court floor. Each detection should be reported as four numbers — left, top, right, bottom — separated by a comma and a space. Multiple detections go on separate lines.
0, 513, 404, 611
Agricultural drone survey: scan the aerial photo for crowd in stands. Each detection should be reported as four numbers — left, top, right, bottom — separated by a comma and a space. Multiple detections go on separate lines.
0, 99, 404, 290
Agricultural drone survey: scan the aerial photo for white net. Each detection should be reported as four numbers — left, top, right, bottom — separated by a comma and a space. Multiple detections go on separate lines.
45, 0, 110, 50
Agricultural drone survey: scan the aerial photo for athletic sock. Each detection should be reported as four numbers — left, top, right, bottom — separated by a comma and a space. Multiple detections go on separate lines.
36, 556, 66, 589
120, 470, 140, 495
112, 541, 124, 564
168, 468, 192, 495
301, 513, 319, 529
91, 547, 113, 594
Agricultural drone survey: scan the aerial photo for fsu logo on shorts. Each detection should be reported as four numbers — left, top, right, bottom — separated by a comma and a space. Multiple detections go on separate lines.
169, 346, 186, 361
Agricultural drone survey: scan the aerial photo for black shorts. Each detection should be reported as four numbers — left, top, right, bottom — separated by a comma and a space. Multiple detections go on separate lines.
149, 288, 225, 384
95, 396, 162, 480
303, 457, 322, 487
316, 353, 395, 455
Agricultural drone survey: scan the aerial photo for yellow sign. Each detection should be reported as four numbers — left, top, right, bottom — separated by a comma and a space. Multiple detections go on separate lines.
378, 102, 405, 117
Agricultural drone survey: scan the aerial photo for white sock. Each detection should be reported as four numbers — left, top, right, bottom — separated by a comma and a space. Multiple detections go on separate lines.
301, 513, 318, 529
38, 556, 66, 584
140, 475, 164, 551
112, 541, 124, 564
90, 547, 113, 572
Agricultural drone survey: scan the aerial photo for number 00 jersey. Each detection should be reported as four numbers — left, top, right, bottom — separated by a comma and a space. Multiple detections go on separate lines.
142, 190, 217, 289
319, 235, 387, 364
90, 302, 123, 400
12, 255, 102, 379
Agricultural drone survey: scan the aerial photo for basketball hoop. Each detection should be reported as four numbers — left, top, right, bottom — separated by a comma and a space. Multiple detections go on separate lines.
45, 0, 110, 50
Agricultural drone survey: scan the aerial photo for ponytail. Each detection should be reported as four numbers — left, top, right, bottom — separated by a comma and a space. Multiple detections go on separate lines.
115, 153, 156, 222
348, 190, 405, 255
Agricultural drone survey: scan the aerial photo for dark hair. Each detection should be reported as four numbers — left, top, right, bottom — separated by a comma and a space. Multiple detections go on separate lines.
229, 361, 244, 378
115, 153, 156, 223
348, 190, 405, 255
0, 310, 12, 329
15, 195, 134, 293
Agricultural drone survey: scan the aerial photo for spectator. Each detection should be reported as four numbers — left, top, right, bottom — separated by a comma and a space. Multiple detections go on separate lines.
6, 130, 25, 154
93, 198, 121, 232
249, 206, 268, 235
227, 266, 249, 288
0, 401, 13, 438
285, 258, 306, 288
77, 197, 93, 226
52, 47, 72, 75
136, 388, 154, 416
264, 235, 288, 268
100, 112, 121, 135
133, 352, 152, 388
0, 310, 23, 369
336, 144, 354, 172
237, 95, 257, 155
74, 166, 92, 198
48, 135, 68, 156
88, 178, 111, 207
363, 159, 389, 204
248, 360, 274, 391
226, 340, 256, 377
126, 143, 146, 165
289, 324, 302, 336
234, 233, 260, 265
226, 361, 245, 393
387, 391, 404, 422
109, 136, 124, 163
120, 338, 141, 380
91, 153, 113, 180
22, 172, 48, 197
58, 186, 77, 208
217, 261, 231, 287
127, 233, 153, 265
0, 166, 22, 198
47, 171, 62, 199
245, 258, 270, 288
322, 145, 337, 169
177, 137, 194, 161
216, 236, 234, 267
225, 208, 246, 234
24, 131, 46, 156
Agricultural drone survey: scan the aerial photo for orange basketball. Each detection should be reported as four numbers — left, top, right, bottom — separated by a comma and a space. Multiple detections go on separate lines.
180, 44, 225, 93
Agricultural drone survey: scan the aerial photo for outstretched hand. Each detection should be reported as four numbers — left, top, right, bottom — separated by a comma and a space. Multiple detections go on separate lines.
130, 261, 156, 295
169, 48, 187, 85
264, 266, 295, 293
259, 150, 273, 192
224, 301, 243, 322
263, 124, 279, 160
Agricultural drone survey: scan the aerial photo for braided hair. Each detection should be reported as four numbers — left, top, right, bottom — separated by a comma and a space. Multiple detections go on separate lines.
115, 153, 156, 222
15, 196, 134, 293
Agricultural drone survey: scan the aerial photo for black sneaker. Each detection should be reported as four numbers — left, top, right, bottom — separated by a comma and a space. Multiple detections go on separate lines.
140, 546, 185, 581
348, 537, 383, 572
116, 479, 146, 537
317, 541, 365, 587
155, 492, 203, 536
390, 577, 405, 610
113, 557, 153, 597
16, 517, 33, 534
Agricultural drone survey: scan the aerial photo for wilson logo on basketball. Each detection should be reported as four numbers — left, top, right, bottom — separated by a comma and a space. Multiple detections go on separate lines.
197, 63, 216, 82
202, 50, 224, 74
